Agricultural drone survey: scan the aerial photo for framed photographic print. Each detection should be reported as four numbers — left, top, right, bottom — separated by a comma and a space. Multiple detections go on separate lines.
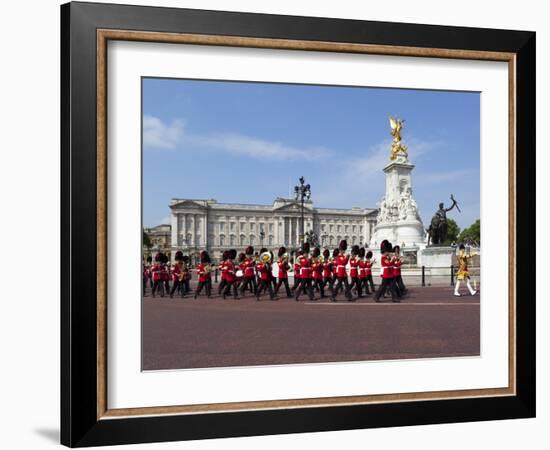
61, 1, 536, 447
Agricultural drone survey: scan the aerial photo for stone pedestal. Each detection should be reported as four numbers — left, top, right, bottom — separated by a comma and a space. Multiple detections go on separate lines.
419, 246, 456, 276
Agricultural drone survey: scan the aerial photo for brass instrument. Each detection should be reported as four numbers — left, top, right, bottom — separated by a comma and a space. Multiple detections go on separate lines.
260, 251, 272, 263
319, 255, 324, 264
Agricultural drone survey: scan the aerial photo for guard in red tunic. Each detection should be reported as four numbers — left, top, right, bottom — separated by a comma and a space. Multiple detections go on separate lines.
295, 243, 314, 301
365, 250, 376, 293
170, 250, 187, 298
222, 249, 239, 299
332, 240, 352, 301
194, 250, 213, 298
392, 245, 407, 296
239, 246, 257, 297
311, 247, 326, 299
346, 245, 361, 299
292, 253, 301, 292
256, 249, 276, 300
321, 248, 335, 296
151, 253, 165, 298
159, 252, 170, 294
274, 246, 291, 297
142, 257, 149, 296
357, 247, 370, 295
217, 250, 229, 296
374, 240, 399, 302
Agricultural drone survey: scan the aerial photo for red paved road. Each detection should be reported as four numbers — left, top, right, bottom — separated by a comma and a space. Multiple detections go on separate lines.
142, 286, 480, 370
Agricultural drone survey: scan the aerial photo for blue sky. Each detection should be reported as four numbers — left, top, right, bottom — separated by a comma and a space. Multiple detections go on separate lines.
143, 78, 480, 230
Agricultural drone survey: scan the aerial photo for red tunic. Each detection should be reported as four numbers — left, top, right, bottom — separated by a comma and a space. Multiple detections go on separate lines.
294, 261, 301, 280
225, 261, 236, 283
334, 254, 349, 278
311, 259, 323, 281
380, 255, 394, 279
171, 263, 184, 282
358, 259, 367, 279
219, 261, 228, 282
365, 260, 373, 276
160, 263, 170, 281
298, 256, 312, 280
256, 262, 270, 281
393, 258, 402, 276
322, 261, 333, 279
196, 263, 211, 283
151, 263, 162, 282
349, 257, 359, 278
278, 259, 289, 279
243, 257, 255, 278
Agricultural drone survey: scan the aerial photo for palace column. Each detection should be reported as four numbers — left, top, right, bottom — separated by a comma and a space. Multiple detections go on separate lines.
171, 213, 178, 252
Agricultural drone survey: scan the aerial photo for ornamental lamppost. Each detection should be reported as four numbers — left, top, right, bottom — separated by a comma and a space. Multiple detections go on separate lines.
294, 176, 311, 246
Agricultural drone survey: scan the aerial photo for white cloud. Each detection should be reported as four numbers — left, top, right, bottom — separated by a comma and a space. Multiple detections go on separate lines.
143, 115, 184, 149
143, 115, 330, 161
194, 133, 329, 161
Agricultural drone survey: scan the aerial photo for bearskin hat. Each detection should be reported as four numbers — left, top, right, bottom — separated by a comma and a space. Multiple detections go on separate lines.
380, 240, 393, 253
182, 255, 189, 263
200, 250, 210, 264
260, 247, 268, 254
351, 244, 360, 256
332, 248, 339, 258
238, 252, 246, 262
302, 242, 310, 254
297, 249, 304, 256
339, 239, 348, 251
393, 245, 400, 253
221, 250, 229, 261
154, 252, 162, 262
161, 252, 169, 263
459, 244, 465, 250
228, 249, 237, 260
366, 250, 373, 259
323, 249, 330, 259
245, 245, 254, 255
278, 246, 287, 257
146, 255, 152, 263
312, 247, 320, 257
359, 247, 366, 258
174, 250, 184, 261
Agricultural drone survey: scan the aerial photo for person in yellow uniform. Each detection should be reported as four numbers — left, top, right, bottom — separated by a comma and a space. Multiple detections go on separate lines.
454, 244, 477, 297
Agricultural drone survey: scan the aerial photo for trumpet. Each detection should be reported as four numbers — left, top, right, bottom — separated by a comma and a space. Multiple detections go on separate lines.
281, 253, 289, 262
319, 255, 325, 264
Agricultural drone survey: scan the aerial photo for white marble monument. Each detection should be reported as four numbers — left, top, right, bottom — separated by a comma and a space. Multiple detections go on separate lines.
370, 117, 426, 252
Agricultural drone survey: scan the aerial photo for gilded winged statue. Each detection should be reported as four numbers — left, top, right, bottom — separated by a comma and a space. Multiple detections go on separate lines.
389, 116, 408, 161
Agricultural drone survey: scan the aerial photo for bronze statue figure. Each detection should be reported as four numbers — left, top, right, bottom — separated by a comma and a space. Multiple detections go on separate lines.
427, 195, 459, 245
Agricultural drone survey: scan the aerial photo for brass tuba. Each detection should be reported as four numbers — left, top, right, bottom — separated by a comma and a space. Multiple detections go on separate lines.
260, 251, 272, 263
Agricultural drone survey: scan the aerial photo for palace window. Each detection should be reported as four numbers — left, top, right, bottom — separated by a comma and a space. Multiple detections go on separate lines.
240, 234, 246, 246
219, 235, 225, 246
240, 222, 246, 232
219, 222, 225, 233
269, 235, 274, 245
230, 222, 235, 232
230, 235, 235, 246
352, 225, 356, 233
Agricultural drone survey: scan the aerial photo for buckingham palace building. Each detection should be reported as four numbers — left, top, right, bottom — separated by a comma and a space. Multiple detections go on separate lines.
169, 197, 378, 261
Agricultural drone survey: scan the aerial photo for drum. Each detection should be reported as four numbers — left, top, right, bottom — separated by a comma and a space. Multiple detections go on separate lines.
235, 269, 244, 278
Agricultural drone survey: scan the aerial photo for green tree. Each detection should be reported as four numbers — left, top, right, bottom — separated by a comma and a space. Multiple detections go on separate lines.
458, 219, 480, 244
445, 218, 460, 244
143, 230, 152, 249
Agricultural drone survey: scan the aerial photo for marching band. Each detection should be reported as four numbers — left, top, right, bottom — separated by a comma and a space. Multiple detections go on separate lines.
143, 239, 417, 302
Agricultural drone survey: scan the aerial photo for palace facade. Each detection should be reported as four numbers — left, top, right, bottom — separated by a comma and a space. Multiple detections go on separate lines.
169, 197, 377, 260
